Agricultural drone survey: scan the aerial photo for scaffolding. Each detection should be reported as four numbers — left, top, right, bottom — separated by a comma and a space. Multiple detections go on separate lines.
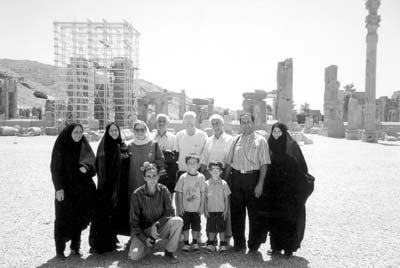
53, 19, 140, 129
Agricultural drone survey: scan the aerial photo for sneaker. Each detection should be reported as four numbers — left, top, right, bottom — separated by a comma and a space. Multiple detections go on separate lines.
267, 249, 281, 255
182, 244, 191, 252
191, 243, 200, 251
164, 250, 179, 264
56, 253, 66, 260
206, 244, 216, 252
70, 249, 82, 256
284, 250, 293, 258
219, 245, 228, 252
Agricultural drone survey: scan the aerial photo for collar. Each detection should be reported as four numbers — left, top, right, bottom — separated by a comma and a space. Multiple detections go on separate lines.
156, 130, 167, 138
143, 183, 161, 196
213, 131, 225, 140
241, 132, 255, 140
209, 178, 222, 184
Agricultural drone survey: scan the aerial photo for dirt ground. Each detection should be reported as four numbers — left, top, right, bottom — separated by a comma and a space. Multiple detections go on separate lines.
0, 134, 399, 268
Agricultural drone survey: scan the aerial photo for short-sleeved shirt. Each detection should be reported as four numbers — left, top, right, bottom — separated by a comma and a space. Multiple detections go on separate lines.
205, 178, 231, 212
174, 128, 207, 171
150, 130, 176, 151
200, 132, 234, 168
226, 132, 271, 171
174, 172, 206, 212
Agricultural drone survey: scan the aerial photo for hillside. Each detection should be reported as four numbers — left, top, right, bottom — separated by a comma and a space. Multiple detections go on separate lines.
0, 59, 226, 113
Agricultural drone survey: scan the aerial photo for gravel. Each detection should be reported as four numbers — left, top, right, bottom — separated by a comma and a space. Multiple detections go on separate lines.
0, 134, 399, 268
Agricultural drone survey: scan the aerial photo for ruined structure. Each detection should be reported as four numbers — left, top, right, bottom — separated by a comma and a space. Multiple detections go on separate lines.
191, 98, 214, 125
276, 58, 293, 125
323, 65, 345, 138
0, 77, 18, 120
377, 93, 400, 122
345, 96, 363, 139
242, 90, 267, 128
362, 0, 381, 142
53, 20, 140, 129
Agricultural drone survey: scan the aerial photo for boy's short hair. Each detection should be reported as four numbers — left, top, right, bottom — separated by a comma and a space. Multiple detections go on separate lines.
185, 153, 200, 164
140, 161, 158, 176
208, 161, 223, 170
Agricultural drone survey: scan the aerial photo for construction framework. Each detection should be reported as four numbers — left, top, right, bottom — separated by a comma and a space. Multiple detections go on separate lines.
53, 19, 140, 129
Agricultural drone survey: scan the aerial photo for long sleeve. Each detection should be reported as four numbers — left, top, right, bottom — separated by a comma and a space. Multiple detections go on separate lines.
50, 145, 64, 191
154, 142, 166, 169
130, 193, 148, 242
158, 189, 175, 227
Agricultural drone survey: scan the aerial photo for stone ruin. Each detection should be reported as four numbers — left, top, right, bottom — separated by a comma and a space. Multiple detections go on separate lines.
190, 98, 214, 127
276, 58, 293, 125
0, 77, 18, 120
323, 65, 345, 138
242, 90, 267, 129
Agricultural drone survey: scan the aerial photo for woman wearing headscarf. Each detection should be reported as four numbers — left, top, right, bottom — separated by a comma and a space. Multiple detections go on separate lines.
127, 121, 165, 201
50, 123, 96, 259
263, 122, 309, 257
89, 122, 129, 253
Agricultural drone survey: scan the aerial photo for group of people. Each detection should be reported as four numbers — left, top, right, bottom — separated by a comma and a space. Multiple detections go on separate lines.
50, 111, 312, 264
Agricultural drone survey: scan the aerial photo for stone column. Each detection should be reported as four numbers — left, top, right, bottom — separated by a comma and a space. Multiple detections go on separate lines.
361, 0, 381, 142
276, 58, 293, 125
323, 65, 345, 138
178, 90, 187, 119
345, 97, 363, 139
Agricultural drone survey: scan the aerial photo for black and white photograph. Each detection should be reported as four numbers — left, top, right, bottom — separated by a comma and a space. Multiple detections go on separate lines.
0, 0, 399, 267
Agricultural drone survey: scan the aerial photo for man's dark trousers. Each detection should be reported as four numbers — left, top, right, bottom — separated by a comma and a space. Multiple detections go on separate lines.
229, 171, 260, 250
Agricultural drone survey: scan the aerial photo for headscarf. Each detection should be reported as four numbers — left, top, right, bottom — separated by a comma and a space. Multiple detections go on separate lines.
52, 123, 84, 164
268, 122, 289, 157
104, 122, 122, 178
268, 122, 308, 173
131, 121, 151, 145
51, 123, 93, 190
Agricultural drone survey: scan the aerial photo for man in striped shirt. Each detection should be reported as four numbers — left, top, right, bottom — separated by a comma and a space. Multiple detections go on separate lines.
224, 113, 271, 253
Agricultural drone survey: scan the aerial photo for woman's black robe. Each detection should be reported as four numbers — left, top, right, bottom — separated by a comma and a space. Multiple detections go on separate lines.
50, 123, 96, 251
258, 123, 309, 252
89, 123, 130, 253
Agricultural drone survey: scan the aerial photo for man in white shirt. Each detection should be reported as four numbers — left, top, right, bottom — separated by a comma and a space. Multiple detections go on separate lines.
200, 114, 234, 179
175, 111, 207, 179
200, 113, 234, 248
151, 113, 177, 193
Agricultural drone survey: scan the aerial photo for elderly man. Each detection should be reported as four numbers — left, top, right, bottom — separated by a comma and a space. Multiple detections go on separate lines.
200, 114, 234, 178
150, 114, 177, 193
174, 111, 207, 179
200, 113, 234, 248
224, 113, 270, 253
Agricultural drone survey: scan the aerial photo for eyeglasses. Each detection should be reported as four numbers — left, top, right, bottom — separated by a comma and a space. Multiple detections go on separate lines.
158, 120, 166, 123
134, 128, 146, 132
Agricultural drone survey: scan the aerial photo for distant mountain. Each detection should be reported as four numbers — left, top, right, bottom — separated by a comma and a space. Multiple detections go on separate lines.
0, 59, 227, 113
0, 59, 57, 87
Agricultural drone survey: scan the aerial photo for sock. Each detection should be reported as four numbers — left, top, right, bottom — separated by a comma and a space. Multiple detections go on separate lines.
184, 240, 189, 245
192, 239, 198, 244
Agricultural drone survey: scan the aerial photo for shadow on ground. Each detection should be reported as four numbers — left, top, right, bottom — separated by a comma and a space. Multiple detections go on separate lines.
36, 247, 310, 268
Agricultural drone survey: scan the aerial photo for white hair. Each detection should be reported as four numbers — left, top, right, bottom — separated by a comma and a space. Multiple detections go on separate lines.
183, 111, 196, 120
209, 114, 224, 124
156, 113, 170, 123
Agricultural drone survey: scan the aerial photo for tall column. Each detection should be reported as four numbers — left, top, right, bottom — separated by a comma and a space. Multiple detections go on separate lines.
362, 0, 381, 142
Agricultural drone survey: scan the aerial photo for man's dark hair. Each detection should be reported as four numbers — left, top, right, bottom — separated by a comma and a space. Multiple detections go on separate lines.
239, 113, 255, 123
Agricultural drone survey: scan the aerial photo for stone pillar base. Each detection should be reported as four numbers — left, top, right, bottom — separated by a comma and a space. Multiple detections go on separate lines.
345, 129, 361, 140
361, 130, 378, 143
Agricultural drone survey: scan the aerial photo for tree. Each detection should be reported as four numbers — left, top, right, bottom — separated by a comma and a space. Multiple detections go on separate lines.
300, 102, 310, 116
343, 83, 357, 121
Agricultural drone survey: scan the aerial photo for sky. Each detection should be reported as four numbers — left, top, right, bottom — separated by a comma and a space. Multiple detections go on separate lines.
0, 0, 399, 112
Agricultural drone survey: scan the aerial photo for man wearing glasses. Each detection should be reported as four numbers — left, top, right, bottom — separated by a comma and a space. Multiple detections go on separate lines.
151, 114, 177, 193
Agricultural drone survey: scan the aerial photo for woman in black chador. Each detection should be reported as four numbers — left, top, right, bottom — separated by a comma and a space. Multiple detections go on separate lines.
89, 122, 129, 253
50, 123, 96, 259
264, 122, 309, 257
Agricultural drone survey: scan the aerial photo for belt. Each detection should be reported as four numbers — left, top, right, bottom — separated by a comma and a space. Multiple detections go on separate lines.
231, 168, 260, 175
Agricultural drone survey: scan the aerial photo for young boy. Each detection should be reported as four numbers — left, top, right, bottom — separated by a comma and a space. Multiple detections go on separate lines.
204, 161, 231, 252
174, 154, 206, 252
